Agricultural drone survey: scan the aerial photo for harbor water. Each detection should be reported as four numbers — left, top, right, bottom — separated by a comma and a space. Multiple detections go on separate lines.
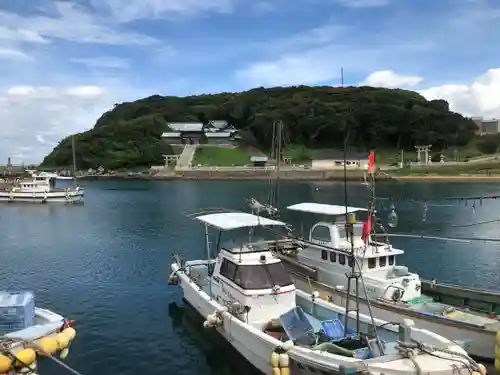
0, 179, 499, 375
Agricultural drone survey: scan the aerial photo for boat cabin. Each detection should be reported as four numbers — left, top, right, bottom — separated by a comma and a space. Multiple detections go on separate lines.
14, 176, 55, 192
287, 203, 421, 302
194, 211, 296, 323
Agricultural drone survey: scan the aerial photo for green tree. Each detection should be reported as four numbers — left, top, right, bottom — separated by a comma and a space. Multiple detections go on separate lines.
41, 85, 477, 169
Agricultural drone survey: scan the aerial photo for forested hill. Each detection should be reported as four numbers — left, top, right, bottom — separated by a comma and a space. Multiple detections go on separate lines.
41, 85, 477, 169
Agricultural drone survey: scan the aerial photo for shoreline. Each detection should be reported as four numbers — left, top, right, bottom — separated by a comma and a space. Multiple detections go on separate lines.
78, 171, 500, 182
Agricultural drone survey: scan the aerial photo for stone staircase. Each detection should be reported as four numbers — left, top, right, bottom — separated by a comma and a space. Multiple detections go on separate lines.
175, 144, 197, 170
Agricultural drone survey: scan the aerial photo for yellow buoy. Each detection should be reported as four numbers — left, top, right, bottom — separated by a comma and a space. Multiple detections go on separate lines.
495, 358, 500, 372
280, 368, 290, 375
60, 348, 69, 360
270, 352, 279, 368
56, 332, 70, 350
15, 348, 36, 366
272, 368, 281, 375
61, 327, 76, 341
347, 213, 356, 225
35, 336, 58, 355
0, 354, 12, 373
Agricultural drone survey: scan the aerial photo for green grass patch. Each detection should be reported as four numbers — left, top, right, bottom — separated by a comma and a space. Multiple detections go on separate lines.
193, 147, 254, 166
283, 145, 312, 162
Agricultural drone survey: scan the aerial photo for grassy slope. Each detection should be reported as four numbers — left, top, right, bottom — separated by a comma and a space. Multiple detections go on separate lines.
192, 147, 255, 166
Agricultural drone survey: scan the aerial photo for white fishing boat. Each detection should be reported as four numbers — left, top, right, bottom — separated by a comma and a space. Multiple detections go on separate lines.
0, 291, 77, 374
26, 170, 74, 180
168, 209, 486, 375
277, 202, 500, 362
0, 173, 83, 203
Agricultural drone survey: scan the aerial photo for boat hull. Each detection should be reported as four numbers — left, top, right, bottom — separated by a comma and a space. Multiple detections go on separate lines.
177, 268, 282, 375
287, 267, 496, 360
172, 263, 480, 375
0, 190, 84, 204
421, 280, 500, 315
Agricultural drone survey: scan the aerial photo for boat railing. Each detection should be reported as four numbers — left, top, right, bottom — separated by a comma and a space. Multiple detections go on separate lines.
182, 207, 234, 220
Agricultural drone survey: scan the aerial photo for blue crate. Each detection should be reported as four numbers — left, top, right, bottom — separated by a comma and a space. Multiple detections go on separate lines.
0, 291, 35, 335
320, 319, 356, 341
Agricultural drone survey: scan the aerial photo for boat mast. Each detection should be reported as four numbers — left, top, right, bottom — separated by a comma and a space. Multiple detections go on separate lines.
71, 135, 77, 187
340, 68, 361, 335
268, 120, 283, 212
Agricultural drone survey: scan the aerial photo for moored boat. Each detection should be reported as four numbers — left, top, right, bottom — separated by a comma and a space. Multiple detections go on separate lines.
168, 209, 487, 375
0, 291, 77, 374
277, 202, 499, 362
420, 279, 500, 315
0, 173, 83, 203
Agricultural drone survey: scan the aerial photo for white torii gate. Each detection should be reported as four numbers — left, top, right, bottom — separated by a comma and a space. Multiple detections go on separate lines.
415, 145, 432, 164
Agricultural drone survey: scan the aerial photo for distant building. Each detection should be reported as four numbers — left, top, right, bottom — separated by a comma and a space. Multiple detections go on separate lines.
472, 117, 500, 135
250, 156, 268, 167
161, 120, 239, 145
310, 150, 369, 170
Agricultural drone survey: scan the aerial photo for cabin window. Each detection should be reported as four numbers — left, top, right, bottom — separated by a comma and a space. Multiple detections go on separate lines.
339, 254, 346, 265
379, 256, 387, 267
221, 260, 293, 290
388, 255, 395, 265
348, 256, 354, 268
321, 250, 328, 260
311, 225, 331, 242
220, 259, 237, 279
329, 251, 336, 263
338, 226, 347, 241
368, 258, 376, 269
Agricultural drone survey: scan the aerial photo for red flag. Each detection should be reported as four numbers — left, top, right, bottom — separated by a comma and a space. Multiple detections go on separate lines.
361, 215, 371, 244
367, 151, 375, 173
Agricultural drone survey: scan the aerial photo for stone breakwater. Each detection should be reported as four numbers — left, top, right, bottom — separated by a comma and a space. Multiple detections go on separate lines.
84, 169, 391, 181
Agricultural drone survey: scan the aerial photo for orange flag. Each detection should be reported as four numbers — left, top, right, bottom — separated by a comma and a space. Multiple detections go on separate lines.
361, 215, 371, 244
367, 151, 375, 173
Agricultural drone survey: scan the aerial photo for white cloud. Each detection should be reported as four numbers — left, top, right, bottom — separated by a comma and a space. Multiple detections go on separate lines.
69, 57, 129, 69
0, 48, 33, 61
93, 0, 235, 22
0, 84, 126, 164
0, 2, 158, 47
362, 70, 423, 88
420, 68, 500, 118
36, 135, 46, 144
335, 0, 390, 8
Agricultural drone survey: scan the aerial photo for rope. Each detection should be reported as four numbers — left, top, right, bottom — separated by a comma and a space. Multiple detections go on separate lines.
396, 345, 422, 375
373, 232, 500, 243
452, 217, 500, 228
378, 193, 500, 203
396, 340, 482, 374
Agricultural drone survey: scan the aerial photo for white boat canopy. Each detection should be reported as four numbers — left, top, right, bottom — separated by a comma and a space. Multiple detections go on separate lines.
287, 202, 368, 216
195, 212, 288, 231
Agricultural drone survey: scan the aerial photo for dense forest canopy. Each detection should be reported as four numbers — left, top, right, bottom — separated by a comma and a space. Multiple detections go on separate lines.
41, 85, 478, 169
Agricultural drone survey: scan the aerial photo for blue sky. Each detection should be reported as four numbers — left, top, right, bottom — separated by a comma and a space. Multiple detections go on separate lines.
0, 0, 499, 163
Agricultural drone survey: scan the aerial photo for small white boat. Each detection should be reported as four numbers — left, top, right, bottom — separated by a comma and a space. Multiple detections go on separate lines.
0, 172, 83, 203
277, 202, 499, 361
26, 170, 75, 180
169, 210, 486, 375
0, 291, 77, 374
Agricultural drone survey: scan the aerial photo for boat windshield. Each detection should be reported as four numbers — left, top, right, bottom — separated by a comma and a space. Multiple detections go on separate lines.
221, 259, 293, 290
